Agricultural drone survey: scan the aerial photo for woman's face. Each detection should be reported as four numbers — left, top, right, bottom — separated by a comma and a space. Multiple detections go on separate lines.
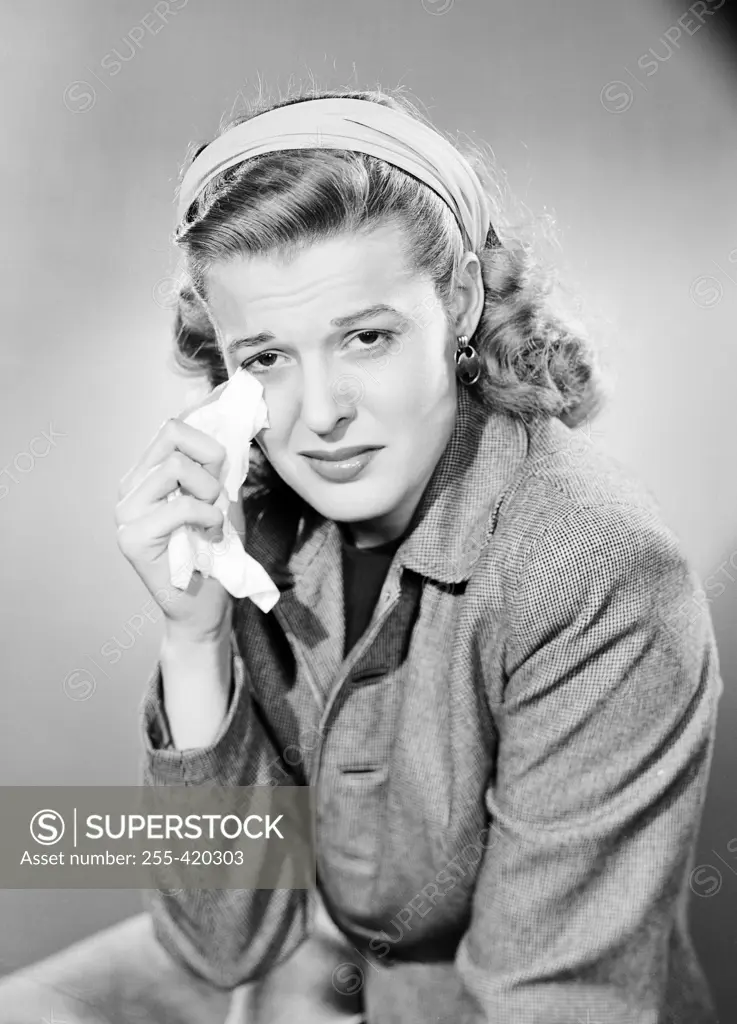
204, 221, 469, 547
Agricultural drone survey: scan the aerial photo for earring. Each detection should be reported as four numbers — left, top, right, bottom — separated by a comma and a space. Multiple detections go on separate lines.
454, 334, 481, 386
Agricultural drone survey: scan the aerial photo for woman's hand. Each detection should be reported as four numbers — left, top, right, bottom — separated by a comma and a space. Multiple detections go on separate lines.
115, 386, 245, 646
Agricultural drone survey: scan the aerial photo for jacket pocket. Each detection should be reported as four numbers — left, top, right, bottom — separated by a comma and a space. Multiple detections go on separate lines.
317, 763, 388, 907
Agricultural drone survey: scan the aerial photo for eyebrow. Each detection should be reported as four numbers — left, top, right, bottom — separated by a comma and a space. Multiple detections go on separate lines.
225, 303, 407, 355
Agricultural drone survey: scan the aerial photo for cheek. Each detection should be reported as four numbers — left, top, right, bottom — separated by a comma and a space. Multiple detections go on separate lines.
386, 353, 451, 414
254, 393, 299, 462
257, 390, 286, 436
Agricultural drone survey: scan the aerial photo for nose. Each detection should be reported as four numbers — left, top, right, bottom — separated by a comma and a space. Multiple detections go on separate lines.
298, 358, 359, 434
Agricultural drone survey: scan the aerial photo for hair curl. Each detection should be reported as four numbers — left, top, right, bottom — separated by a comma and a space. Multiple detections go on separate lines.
169, 83, 609, 496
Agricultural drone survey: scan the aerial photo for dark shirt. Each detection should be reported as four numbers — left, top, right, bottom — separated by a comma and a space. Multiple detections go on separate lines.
338, 525, 405, 657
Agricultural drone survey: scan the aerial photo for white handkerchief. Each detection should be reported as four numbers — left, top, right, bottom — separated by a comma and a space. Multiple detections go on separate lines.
166, 367, 280, 613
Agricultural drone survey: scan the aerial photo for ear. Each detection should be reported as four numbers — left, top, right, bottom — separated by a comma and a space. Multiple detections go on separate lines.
451, 252, 485, 339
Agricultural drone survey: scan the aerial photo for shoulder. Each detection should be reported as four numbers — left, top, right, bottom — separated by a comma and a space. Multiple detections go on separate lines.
479, 417, 701, 634
465, 418, 721, 736
494, 415, 683, 562
500, 416, 668, 542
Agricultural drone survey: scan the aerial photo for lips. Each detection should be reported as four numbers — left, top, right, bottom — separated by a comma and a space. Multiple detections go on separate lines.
302, 448, 380, 483
299, 445, 382, 462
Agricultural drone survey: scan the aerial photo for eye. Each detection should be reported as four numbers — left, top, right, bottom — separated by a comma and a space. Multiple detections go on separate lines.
239, 331, 394, 375
240, 351, 283, 374
349, 330, 394, 349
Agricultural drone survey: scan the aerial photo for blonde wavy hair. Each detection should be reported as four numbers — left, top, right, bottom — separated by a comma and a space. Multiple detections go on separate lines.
170, 84, 608, 495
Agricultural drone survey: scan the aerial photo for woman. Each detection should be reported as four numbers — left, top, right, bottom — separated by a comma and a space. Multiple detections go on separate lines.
131, 87, 723, 1023
0, 87, 722, 1024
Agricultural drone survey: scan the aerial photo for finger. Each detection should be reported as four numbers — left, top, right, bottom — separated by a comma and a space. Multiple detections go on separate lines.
118, 417, 226, 502
117, 493, 224, 560
116, 451, 224, 527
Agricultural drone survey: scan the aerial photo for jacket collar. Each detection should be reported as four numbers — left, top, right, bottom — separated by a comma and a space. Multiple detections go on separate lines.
245, 384, 531, 591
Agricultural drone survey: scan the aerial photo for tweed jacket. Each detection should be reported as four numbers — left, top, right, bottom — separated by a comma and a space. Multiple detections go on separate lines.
138, 384, 723, 1024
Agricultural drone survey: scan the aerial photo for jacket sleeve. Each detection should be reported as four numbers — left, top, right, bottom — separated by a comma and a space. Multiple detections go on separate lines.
137, 627, 310, 990
454, 502, 722, 1023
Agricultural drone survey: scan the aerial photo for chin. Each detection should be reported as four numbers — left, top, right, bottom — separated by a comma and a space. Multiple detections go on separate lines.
298, 477, 392, 523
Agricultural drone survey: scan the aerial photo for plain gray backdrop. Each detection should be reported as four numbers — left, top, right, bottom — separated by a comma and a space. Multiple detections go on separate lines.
1, 0, 735, 1016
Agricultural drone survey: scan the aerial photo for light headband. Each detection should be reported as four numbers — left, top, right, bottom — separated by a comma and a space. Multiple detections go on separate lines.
176, 97, 494, 251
